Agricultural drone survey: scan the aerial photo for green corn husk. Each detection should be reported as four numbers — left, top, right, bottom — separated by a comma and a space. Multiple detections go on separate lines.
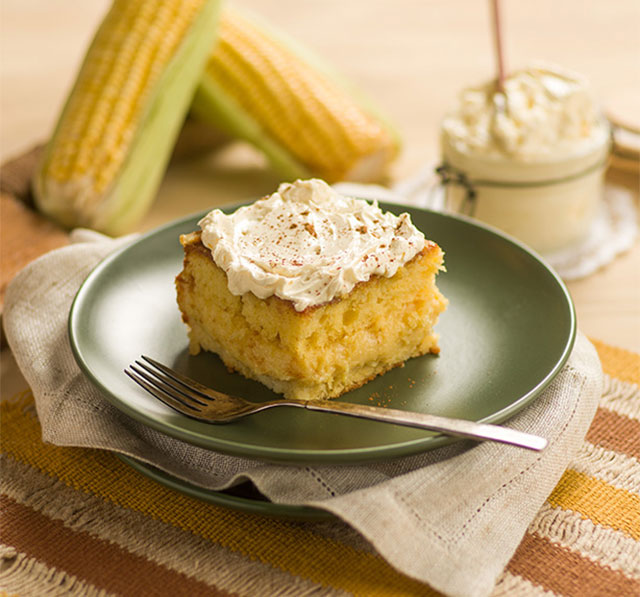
33, 0, 222, 235
191, 6, 401, 184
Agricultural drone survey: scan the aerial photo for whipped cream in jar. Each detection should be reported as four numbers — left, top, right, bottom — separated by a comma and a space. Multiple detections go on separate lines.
440, 64, 610, 253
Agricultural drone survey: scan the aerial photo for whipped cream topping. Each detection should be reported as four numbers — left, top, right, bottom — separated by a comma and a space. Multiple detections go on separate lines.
199, 179, 426, 311
442, 64, 609, 161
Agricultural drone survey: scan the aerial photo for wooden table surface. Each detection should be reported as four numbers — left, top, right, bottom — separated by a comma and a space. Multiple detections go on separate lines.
2, 0, 639, 351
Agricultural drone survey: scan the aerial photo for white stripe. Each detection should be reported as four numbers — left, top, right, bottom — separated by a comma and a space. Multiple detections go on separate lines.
571, 441, 640, 496
492, 571, 557, 597
600, 374, 640, 421
0, 454, 347, 597
529, 503, 640, 579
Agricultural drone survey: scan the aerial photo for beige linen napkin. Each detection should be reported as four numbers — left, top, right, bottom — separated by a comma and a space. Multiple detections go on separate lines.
3, 231, 602, 597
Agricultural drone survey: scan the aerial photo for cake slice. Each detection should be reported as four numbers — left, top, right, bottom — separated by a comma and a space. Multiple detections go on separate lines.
175, 179, 447, 401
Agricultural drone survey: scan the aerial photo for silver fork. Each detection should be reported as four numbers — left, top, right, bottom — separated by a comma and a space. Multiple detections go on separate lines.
125, 356, 547, 451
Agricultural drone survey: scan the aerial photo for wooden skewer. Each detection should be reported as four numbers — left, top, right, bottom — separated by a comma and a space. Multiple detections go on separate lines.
490, 0, 507, 93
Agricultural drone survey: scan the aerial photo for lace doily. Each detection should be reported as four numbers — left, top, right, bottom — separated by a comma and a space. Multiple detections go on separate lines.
542, 184, 637, 279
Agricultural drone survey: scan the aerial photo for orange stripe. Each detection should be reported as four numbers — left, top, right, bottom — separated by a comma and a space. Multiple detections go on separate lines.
586, 406, 640, 459
507, 532, 640, 597
0, 494, 234, 597
547, 469, 640, 540
591, 339, 640, 385
0, 394, 435, 597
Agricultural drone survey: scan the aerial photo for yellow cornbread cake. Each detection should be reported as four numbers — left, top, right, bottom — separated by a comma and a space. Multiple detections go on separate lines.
175, 179, 447, 401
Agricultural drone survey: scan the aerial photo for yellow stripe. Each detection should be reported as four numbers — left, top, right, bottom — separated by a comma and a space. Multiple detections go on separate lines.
0, 393, 437, 597
548, 468, 640, 540
591, 338, 640, 386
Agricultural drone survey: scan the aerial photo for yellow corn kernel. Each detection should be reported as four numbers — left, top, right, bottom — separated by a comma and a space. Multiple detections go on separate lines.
195, 7, 400, 183
34, 0, 221, 233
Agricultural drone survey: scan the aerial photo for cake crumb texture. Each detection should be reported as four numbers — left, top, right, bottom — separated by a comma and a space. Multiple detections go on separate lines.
176, 232, 447, 401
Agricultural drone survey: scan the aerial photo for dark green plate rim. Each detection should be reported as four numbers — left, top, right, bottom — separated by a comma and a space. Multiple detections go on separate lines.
69, 202, 576, 464
118, 454, 332, 520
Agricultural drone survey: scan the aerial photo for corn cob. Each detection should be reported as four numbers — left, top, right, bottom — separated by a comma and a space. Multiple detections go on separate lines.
33, 0, 221, 235
191, 7, 401, 183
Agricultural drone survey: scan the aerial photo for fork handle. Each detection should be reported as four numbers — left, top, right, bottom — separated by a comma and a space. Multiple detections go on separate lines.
302, 400, 547, 451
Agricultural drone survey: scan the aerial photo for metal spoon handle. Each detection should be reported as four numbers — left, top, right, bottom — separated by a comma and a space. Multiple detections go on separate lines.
304, 400, 547, 451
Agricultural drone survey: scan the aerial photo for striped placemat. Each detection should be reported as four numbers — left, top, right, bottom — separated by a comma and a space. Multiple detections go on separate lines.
1, 339, 638, 597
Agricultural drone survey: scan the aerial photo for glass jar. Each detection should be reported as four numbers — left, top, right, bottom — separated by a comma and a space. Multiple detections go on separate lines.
439, 121, 611, 255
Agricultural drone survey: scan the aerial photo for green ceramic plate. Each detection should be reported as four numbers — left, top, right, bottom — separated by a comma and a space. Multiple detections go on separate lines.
69, 203, 576, 464
118, 454, 332, 520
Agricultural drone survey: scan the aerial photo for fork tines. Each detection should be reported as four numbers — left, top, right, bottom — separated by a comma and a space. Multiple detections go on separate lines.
124, 357, 210, 416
